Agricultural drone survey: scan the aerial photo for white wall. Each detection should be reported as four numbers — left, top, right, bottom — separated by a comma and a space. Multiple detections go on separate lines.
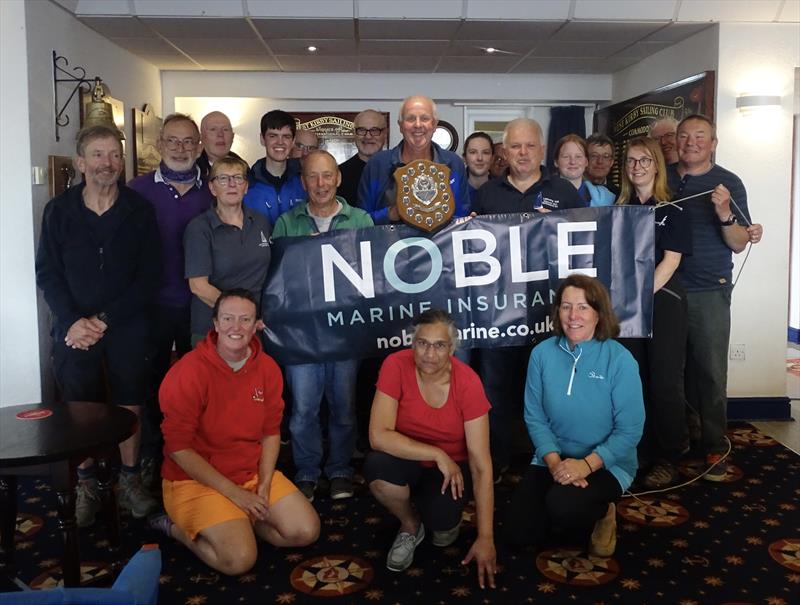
790, 73, 800, 337
612, 26, 719, 103
714, 23, 798, 396
1, 1, 40, 406
22, 0, 162, 401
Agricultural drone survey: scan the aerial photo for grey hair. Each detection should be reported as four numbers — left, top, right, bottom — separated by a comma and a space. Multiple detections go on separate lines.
399, 96, 438, 122
411, 309, 460, 350
502, 117, 544, 147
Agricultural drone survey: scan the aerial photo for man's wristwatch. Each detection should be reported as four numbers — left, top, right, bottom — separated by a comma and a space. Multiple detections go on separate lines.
719, 214, 737, 226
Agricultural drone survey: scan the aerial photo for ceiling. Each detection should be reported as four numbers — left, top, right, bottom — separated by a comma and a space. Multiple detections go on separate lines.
54, 0, 799, 74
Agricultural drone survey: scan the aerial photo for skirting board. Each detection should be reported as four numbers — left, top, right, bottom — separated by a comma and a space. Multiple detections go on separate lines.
728, 396, 792, 421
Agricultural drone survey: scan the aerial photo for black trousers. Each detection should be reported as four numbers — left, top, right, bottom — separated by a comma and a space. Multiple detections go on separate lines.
141, 304, 191, 459
476, 344, 532, 470
503, 464, 620, 548
620, 280, 688, 463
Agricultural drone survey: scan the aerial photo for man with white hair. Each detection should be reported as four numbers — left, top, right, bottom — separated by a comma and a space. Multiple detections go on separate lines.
649, 117, 679, 165
197, 111, 240, 177
358, 95, 469, 224
338, 109, 387, 206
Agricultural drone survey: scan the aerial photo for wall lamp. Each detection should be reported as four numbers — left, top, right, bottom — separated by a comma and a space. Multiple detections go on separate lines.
736, 94, 781, 111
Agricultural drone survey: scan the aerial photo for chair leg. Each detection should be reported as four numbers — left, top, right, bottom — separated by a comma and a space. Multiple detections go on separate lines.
96, 455, 121, 550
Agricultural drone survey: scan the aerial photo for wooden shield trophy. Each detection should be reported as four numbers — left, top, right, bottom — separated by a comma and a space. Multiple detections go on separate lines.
394, 160, 454, 232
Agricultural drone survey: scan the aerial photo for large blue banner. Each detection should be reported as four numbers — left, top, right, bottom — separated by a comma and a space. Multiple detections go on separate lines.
262, 206, 655, 364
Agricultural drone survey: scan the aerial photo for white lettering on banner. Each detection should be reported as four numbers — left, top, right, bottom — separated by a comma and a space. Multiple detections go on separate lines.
509, 226, 548, 283
452, 230, 502, 287
322, 241, 375, 302
321, 222, 599, 302
557, 222, 597, 278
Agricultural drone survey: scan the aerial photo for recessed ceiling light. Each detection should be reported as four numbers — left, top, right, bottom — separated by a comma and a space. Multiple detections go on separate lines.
485, 47, 497, 54
307, 46, 318, 52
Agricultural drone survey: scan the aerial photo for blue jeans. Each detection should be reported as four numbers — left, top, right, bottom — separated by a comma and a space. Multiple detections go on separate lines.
286, 360, 359, 483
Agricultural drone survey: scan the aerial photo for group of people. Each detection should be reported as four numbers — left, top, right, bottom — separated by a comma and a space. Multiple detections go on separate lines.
34, 93, 762, 586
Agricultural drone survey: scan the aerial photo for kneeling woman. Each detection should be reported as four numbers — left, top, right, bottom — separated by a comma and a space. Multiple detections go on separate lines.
364, 310, 496, 588
154, 289, 319, 575
504, 276, 644, 556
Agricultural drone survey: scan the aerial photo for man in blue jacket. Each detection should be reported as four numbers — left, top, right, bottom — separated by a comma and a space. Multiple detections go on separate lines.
243, 109, 306, 226
36, 125, 162, 527
357, 96, 469, 224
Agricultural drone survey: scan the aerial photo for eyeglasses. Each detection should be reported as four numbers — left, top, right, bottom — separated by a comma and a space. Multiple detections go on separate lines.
625, 157, 654, 168
163, 137, 198, 150
355, 127, 385, 137
294, 143, 318, 152
413, 338, 451, 353
653, 132, 676, 143
589, 153, 613, 162
211, 174, 246, 186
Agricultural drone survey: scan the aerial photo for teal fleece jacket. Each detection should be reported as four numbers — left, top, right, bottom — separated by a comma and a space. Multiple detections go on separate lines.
524, 335, 644, 491
272, 196, 374, 238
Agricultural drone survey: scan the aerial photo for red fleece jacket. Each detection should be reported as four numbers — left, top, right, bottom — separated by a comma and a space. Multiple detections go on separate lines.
159, 332, 284, 484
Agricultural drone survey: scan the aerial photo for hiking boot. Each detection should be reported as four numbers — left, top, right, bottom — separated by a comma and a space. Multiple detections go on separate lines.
432, 521, 461, 547
329, 477, 354, 500
589, 503, 617, 557
297, 481, 317, 502
643, 461, 678, 489
118, 472, 159, 518
387, 523, 425, 572
704, 454, 728, 482
75, 479, 100, 528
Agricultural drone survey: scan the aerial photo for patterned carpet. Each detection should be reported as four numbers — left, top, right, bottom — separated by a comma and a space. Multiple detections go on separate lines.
3, 423, 799, 604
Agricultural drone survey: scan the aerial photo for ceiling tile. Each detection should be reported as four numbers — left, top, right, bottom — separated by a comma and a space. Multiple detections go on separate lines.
531, 40, 630, 58
574, 0, 676, 21
466, 0, 571, 20
267, 39, 357, 55
357, 0, 463, 19
359, 40, 450, 56
455, 20, 565, 40
74, 0, 131, 15
552, 20, 665, 42
778, 0, 800, 22
447, 40, 536, 56
185, 55, 281, 70
78, 16, 153, 37
132, 0, 244, 17
592, 56, 640, 72
141, 17, 255, 38
246, 0, 354, 18
169, 37, 265, 54
677, 0, 782, 22
359, 55, 439, 72
251, 18, 355, 39
358, 19, 461, 39
129, 53, 201, 69
611, 40, 674, 59
108, 36, 180, 54
511, 57, 596, 73
436, 55, 520, 73
274, 55, 360, 71
645, 22, 713, 42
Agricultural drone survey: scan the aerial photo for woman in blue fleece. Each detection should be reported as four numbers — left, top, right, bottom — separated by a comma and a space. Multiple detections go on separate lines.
503, 275, 644, 557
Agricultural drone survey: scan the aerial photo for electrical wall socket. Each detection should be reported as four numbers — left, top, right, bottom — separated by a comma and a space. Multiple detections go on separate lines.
729, 344, 746, 361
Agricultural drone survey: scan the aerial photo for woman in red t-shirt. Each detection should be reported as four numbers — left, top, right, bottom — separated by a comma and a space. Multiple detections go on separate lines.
363, 310, 496, 589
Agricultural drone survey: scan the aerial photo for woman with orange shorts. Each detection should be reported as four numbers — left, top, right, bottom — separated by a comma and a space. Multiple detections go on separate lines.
152, 288, 319, 575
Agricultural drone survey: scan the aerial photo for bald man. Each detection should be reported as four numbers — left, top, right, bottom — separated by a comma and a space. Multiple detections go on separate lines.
338, 110, 387, 206
357, 95, 469, 224
197, 111, 241, 177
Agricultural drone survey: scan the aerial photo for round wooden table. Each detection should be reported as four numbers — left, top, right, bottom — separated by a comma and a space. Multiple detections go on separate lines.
0, 401, 137, 587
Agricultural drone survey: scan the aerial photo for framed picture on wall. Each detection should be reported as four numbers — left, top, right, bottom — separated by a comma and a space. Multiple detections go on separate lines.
132, 104, 162, 176
292, 112, 390, 164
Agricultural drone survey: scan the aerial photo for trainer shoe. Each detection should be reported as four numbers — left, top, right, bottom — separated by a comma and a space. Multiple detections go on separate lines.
432, 520, 461, 547
297, 481, 317, 502
589, 503, 617, 557
387, 523, 425, 572
75, 479, 101, 528
703, 454, 728, 482
642, 461, 679, 489
118, 472, 159, 518
329, 477, 354, 500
